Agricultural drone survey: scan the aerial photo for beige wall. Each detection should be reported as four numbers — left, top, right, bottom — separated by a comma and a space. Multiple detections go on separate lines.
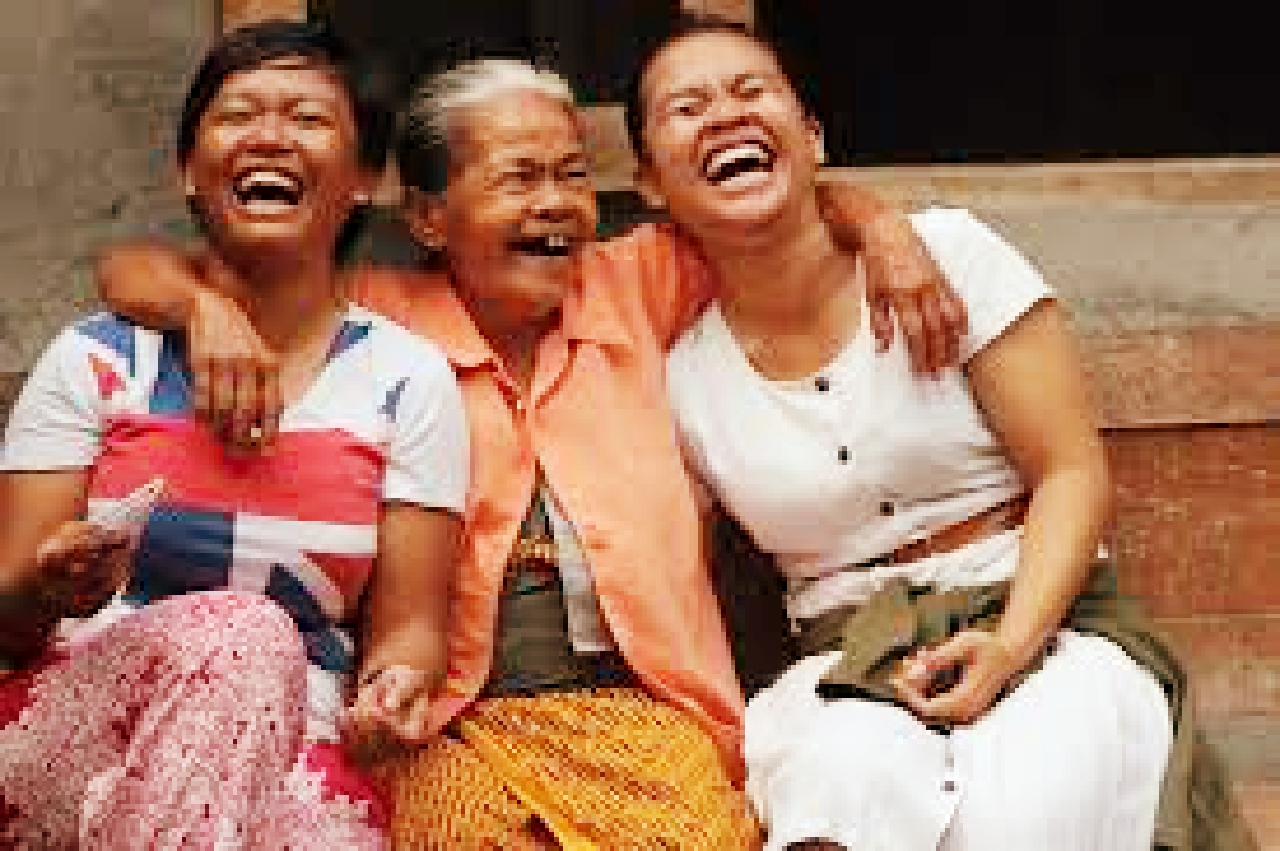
221, 0, 305, 29
0, 0, 217, 373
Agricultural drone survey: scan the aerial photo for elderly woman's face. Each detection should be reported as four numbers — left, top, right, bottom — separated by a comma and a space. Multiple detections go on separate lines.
436, 90, 597, 317
637, 31, 822, 240
183, 60, 368, 255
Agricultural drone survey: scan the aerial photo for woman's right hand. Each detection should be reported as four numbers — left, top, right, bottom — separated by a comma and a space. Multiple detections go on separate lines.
187, 285, 281, 451
33, 520, 131, 619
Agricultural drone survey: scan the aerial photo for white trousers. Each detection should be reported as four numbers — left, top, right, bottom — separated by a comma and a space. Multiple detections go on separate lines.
746, 631, 1173, 851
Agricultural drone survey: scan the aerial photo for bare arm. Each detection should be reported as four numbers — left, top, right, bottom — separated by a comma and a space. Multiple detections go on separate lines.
97, 241, 282, 447
350, 502, 461, 744
898, 299, 1111, 724
973, 300, 1111, 661
0, 471, 127, 668
97, 240, 204, 332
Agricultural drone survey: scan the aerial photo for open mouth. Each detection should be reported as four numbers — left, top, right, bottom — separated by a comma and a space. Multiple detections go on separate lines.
701, 140, 776, 187
231, 168, 304, 213
508, 232, 579, 259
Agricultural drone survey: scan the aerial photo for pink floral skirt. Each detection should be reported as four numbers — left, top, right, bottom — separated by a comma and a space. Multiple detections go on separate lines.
0, 591, 385, 849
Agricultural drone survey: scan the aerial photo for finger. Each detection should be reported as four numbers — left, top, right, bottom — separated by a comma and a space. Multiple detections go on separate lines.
229, 363, 262, 450
938, 285, 969, 345
378, 668, 424, 718
37, 524, 96, 568
919, 673, 992, 725
900, 652, 937, 692
921, 634, 978, 668
399, 696, 437, 744
869, 295, 895, 353
895, 295, 929, 374
894, 672, 932, 718
192, 355, 214, 427
918, 293, 947, 375
208, 363, 236, 442
937, 288, 966, 368
261, 364, 283, 447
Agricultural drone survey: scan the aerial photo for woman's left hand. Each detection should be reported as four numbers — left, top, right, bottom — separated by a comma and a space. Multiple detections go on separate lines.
347, 665, 440, 746
893, 630, 1022, 726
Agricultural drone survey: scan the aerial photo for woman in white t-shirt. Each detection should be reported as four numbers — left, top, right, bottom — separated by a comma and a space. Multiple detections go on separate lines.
624, 13, 1181, 851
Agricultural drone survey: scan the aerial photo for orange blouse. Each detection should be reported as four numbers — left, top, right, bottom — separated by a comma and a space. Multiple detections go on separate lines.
351, 224, 745, 778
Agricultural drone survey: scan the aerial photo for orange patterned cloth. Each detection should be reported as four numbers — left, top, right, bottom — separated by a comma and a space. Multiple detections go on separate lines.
370, 689, 760, 850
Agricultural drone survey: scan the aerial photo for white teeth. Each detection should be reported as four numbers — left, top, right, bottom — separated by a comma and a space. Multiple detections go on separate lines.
236, 170, 300, 193
705, 143, 771, 179
546, 234, 568, 250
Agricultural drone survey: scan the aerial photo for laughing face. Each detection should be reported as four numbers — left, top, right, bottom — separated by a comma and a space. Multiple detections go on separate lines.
636, 30, 823, 241
182, 59, 370, 258
416, 89, 597, 323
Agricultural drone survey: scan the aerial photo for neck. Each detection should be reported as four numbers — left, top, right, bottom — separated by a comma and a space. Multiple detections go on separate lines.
695, 194, 859, 332
205, 247, 344, 353
455, 285, 560, 391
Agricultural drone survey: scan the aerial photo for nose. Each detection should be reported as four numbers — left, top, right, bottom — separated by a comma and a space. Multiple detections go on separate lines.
528, 176, 574, 221
243, 111, 293, 152
703, 92, 750, 128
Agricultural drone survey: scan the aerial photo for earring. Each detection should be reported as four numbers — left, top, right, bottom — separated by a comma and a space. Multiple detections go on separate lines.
353, 191, 371, 205
184, 183, 196, 197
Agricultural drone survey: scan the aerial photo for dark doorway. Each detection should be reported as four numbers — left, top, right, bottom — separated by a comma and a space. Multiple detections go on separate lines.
311, 0, 678, 107
760, 1, 1278, 166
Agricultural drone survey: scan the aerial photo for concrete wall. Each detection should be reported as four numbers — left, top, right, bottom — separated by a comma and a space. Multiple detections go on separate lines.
0, 0, 216, 373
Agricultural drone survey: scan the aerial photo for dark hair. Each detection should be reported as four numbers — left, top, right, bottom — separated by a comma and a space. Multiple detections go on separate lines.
622, 12, 814, 163
176, 20, 392, 173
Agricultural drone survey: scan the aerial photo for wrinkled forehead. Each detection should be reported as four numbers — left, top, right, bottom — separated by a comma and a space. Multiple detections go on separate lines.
210, 58, 353, 107
449, 89, 587, 167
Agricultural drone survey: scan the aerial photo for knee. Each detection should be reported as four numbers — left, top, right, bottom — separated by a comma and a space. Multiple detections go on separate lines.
147, 592, 304, 668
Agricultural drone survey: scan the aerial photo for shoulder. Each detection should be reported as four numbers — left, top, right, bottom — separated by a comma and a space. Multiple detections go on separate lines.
36, 312, 161, 379
908, 208, 1054, 361
351, 309, 464, 428
666, 304, 732, 397
350, 306, 454, 383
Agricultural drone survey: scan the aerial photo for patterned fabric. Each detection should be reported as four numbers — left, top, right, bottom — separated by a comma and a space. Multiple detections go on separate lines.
369, 689, 760, 850
0, 592, 386, 849
3, 307, 467, 741
0, 307, 468, 845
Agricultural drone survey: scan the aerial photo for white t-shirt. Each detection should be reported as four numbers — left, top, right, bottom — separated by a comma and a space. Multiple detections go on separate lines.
666, 208, 1052, 619
2, 305, 469, 739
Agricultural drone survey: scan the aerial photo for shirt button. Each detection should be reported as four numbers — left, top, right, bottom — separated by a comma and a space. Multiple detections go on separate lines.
942, 779, 956, 793
837, 446, 850, 463
879, 500, 896, 517
814, 376, 830, 392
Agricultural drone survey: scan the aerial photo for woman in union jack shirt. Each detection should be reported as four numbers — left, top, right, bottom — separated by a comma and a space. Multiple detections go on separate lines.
0, 22, 467, 848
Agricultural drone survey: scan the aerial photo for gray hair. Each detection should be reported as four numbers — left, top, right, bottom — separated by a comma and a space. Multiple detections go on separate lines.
397, 58, 577, 195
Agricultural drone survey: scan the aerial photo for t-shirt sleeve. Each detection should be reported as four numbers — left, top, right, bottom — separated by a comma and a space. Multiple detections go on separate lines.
599, 223, 715, 349
1, 327, 104, 471
909, 208, 1054, 362
379, 333, 469, 514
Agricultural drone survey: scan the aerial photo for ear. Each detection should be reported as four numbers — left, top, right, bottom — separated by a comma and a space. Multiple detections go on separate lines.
352, 168, 379, 206
633, 165, 668, 211
403, 188, 448, 252
179, 161, 196, 197
806, 115, 827, 166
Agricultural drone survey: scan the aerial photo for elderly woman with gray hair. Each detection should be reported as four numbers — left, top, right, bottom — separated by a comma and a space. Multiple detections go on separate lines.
98, 50, 963, 848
